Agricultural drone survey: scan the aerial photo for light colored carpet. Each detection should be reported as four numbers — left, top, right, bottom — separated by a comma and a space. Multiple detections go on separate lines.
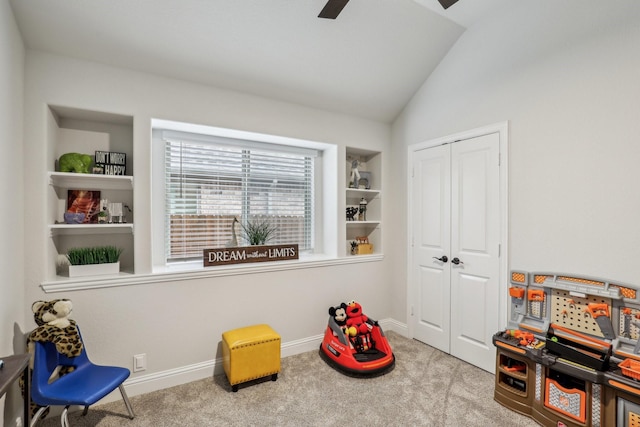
36, 331, 539, 426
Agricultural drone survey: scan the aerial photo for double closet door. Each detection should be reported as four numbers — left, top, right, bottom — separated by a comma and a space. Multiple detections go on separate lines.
409, 132, 501, 373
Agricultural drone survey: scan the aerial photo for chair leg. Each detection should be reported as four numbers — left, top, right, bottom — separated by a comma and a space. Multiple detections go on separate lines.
82, 405, 89, 416
119, 384, 136, 419
30, 406, 49, 427
61, 406, 70, 427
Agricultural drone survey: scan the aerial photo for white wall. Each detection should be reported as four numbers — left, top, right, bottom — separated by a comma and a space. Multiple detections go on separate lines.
390, 1, 640, 322
22, 51, 394, 396
0, 1, 24, 425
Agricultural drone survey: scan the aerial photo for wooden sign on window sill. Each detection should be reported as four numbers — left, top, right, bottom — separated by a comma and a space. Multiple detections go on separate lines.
203, 244, 299, 267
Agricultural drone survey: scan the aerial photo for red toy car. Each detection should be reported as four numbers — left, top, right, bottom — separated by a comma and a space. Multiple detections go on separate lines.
319, 302, 395, 376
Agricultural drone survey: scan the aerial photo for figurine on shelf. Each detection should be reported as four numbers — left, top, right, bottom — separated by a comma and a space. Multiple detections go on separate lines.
350, 241, 358, 255
358, 198, 367, 221
108, 202, 123, 223
98, 199, 109, 224
349, 159, 360, 189
346, 206, 358, 221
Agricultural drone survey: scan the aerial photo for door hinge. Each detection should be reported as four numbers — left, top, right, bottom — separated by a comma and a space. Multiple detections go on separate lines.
411, 236, 414, 247
411, 305, 414, 316
498, 243, 501, 257
498, 153, 501, 166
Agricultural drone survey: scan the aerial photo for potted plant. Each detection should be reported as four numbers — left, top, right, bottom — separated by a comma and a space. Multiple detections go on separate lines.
240, 218, 277, 245
66, 245, 123, 277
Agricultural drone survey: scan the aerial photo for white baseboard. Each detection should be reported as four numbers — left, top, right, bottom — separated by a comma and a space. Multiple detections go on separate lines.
99, 318, 408, 405
379, 318, 408, 337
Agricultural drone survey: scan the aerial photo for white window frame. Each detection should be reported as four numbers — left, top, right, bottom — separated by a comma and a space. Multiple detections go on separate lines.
151, 119, 338, 273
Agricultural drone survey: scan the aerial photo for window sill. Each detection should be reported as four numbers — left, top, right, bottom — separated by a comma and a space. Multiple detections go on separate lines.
40, 253, 384, 293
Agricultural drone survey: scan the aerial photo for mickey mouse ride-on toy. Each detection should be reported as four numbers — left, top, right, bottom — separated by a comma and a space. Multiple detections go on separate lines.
319, 301, 395, 376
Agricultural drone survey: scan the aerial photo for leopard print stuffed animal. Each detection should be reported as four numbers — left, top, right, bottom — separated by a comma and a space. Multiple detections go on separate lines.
21, 299, 84, 419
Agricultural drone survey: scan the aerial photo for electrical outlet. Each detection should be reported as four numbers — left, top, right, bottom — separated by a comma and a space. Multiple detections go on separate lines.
133, 353, 146, 372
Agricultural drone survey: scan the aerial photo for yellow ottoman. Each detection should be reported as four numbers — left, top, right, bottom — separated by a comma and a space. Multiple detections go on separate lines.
222, 324, 281, 392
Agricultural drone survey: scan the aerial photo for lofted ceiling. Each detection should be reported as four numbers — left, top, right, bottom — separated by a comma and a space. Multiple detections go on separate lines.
9, 0, 510, 122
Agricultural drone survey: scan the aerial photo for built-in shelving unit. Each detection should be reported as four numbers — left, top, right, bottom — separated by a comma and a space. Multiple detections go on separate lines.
49, 171, 133, 190
49, 223, 134, 237
345, 147, 382, 256
45, 105, 134, 281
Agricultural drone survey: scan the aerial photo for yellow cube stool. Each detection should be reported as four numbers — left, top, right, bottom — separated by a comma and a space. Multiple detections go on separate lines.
222, 324, 281, 392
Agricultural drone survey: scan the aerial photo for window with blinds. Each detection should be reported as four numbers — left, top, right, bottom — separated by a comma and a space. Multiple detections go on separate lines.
163, 131, 315, 262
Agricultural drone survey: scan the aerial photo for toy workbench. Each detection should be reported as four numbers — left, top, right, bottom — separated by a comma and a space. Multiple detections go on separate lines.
493, 271, 640, 427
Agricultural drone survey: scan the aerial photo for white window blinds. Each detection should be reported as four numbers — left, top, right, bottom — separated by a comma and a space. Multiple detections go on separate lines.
163, 131, 315, 262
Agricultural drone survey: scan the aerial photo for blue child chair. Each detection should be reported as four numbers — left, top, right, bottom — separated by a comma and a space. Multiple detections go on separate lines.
30, 327, 135, 426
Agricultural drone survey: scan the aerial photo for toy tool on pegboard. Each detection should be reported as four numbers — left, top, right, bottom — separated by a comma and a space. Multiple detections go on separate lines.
507, 271, 528, 323
621, 307, 640, 350
620, 308, 640, 354
584, 303, 616, 340
528, 288, 546, 319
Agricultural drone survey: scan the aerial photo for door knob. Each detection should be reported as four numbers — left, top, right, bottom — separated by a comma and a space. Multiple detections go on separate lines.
432, 256, 448, 263
452, 257, 464, 265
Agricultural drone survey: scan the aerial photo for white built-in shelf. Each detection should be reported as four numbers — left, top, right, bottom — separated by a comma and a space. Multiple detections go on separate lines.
346, 221, 380, 235
44, 107, 136, 283
48, 171, 133, 191
49, 223, 134, 236
345, 147, 382, 256
346, 188, 380, 202
346, 221, 381, 226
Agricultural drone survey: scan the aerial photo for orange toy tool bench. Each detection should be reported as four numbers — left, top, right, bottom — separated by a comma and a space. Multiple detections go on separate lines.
494, 271, 640, 427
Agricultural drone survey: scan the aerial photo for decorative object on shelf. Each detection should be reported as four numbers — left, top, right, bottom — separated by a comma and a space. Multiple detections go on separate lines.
352, 236, 373, 255
63, 212, 85, 224
66, 246, 122, 277
226, 217, 239, 247
66, 190, 101, 224
108, 202, 124, 223
349, 159, 360, 188
346, 207, 358, 221
66, 246, 122, 265
94, 151, 126, 175
204, 244, 299, 267
358, 171, 371, 189
58, 152, 92, 174
240, 218, 277, 245
358, 198, 367, 221
123, 204, 132, 223
98, 199, 109, 224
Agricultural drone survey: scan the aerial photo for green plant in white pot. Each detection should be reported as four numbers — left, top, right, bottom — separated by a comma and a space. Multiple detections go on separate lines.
240, 218, 277, 245
66, 246, 123, 277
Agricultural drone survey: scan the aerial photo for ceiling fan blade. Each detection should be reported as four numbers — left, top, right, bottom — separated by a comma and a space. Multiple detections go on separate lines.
318, 0, 350, 19
437, 0, 459, 10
